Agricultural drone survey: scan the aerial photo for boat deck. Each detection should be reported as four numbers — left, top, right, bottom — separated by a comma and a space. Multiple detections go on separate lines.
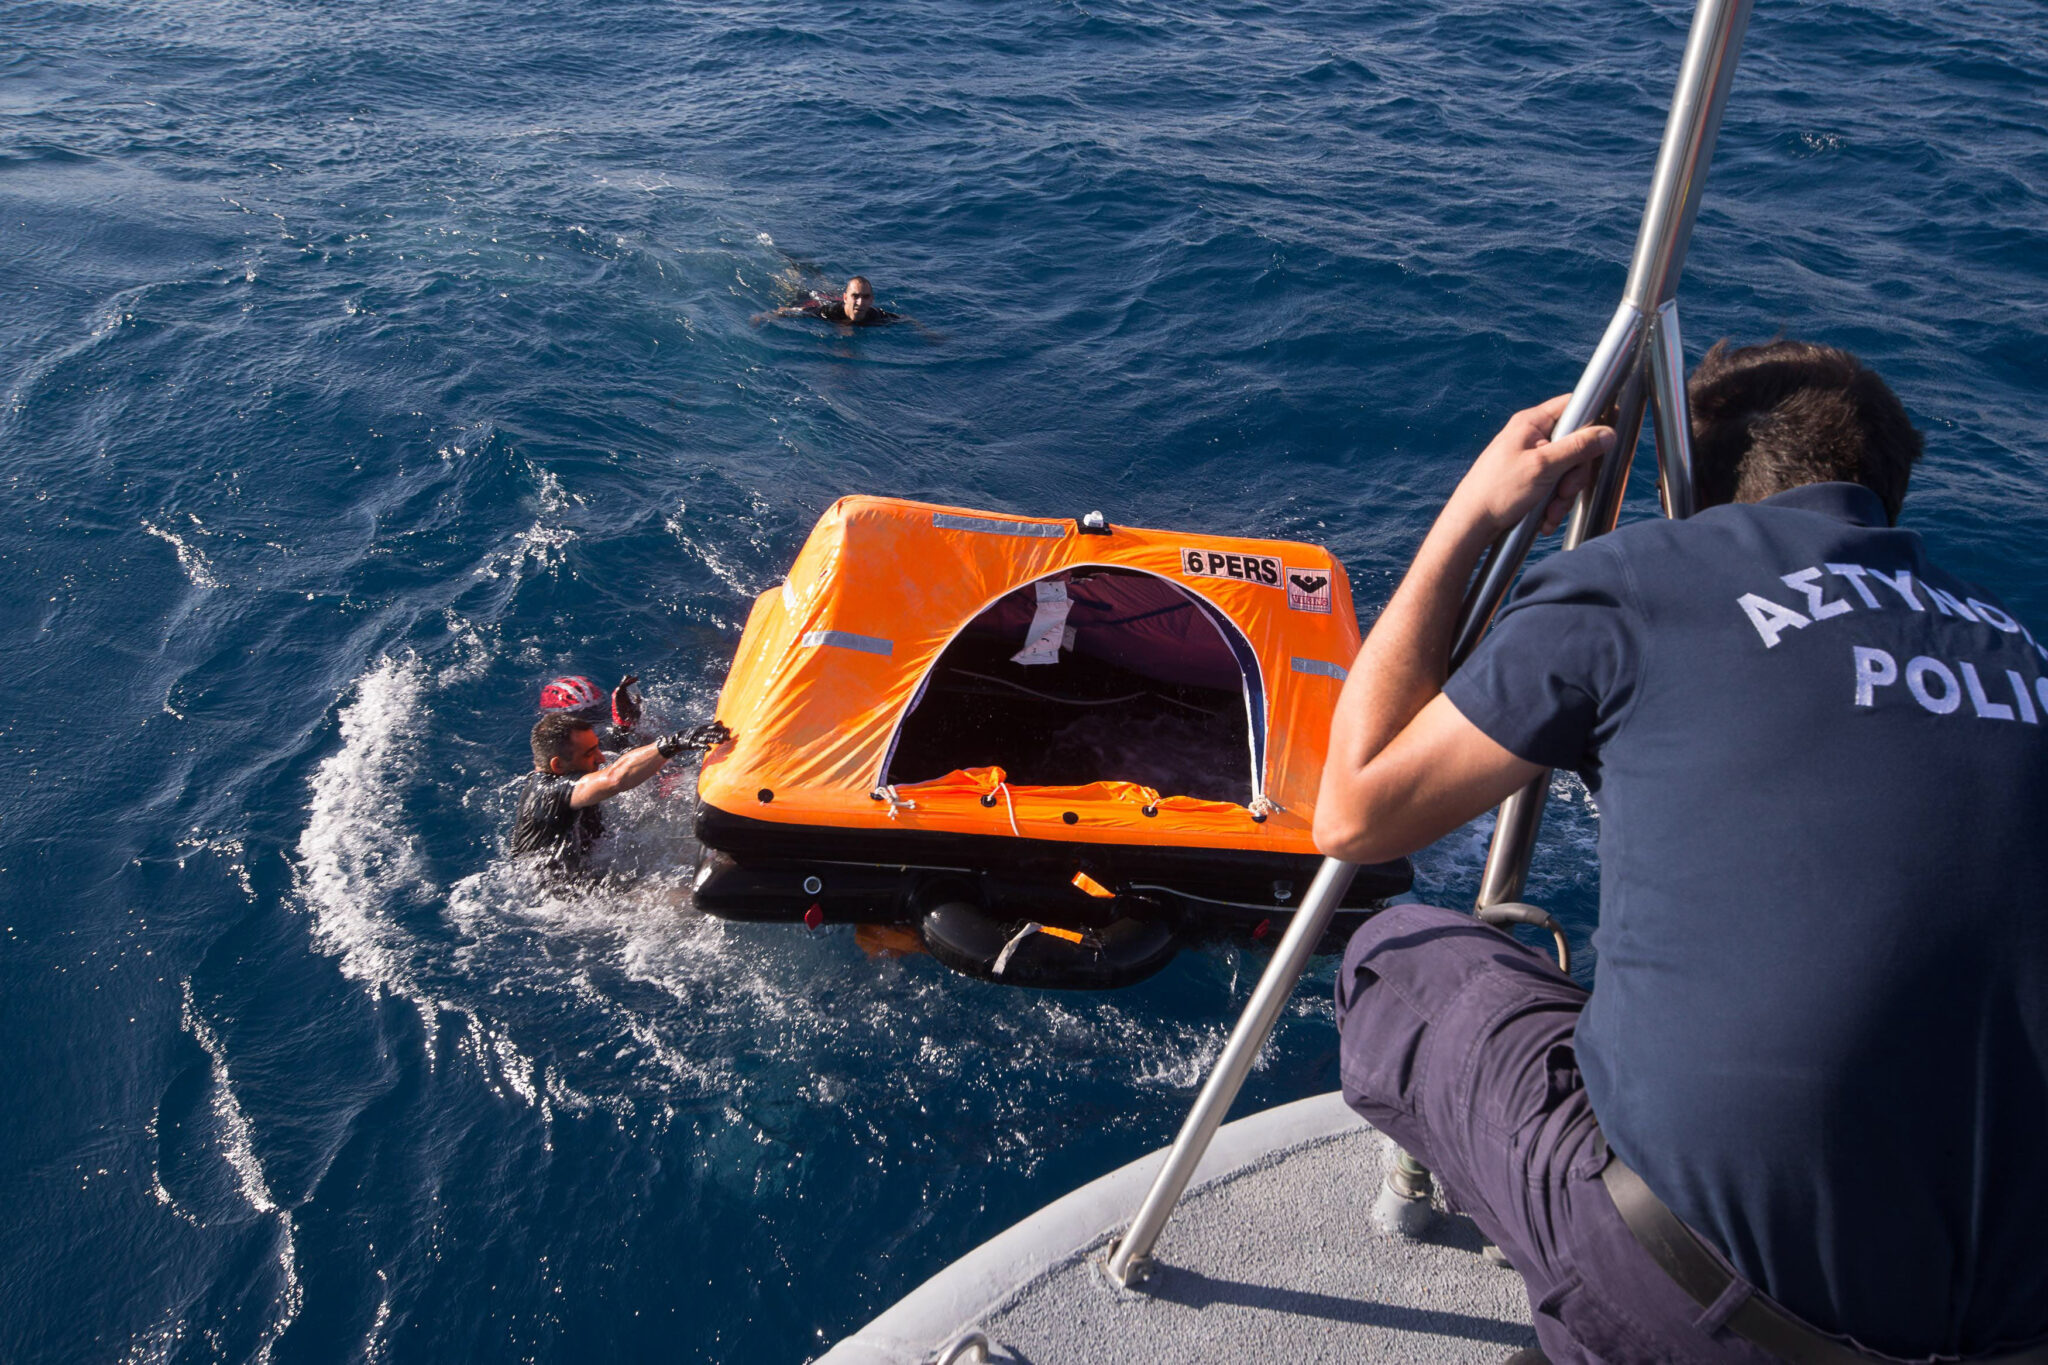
822, 1092, 1536, 1364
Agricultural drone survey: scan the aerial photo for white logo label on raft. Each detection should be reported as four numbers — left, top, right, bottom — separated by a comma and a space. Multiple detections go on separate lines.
1180, 548, 1281, 587
1285, 567, 1332, 613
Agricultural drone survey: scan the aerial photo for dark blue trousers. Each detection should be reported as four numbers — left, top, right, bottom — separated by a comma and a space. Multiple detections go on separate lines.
1336, 904, 1779, 1364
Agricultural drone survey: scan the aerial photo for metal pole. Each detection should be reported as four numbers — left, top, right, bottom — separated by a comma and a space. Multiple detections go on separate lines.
1450, 302, 1644, 671
1566, 356, 1654, 549
1623, 0, 1754, 313
1105, 0, 1752, 1286
1465, 0, 1748, 893
1479, 357, 1652, 910
1450, 0, 1750, 674
1647, 300, 1698, 519
1105, 857, 1359, 1285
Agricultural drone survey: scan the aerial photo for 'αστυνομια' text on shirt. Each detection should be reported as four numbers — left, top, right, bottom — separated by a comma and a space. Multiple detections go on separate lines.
1442, 481, 2048, 1357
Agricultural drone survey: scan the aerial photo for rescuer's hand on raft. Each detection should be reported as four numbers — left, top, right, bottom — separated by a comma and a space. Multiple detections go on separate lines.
655, 721, 731, 760
1446, 394, 1615, 538
612, 675, 642, 730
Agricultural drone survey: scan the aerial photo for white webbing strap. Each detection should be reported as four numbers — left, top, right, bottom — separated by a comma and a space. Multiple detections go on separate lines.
991, 922, 1044, 977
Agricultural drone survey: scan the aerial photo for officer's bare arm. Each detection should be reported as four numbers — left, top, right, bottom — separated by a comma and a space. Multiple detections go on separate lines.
569, 742, 669, 809
1314, 396, 1612, 865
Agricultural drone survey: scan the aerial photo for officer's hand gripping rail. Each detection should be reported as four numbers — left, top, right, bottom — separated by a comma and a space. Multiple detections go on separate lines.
1103, 0, 1751, 1289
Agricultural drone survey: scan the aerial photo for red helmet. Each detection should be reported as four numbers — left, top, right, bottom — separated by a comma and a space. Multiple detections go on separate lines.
540, 675, 603, 713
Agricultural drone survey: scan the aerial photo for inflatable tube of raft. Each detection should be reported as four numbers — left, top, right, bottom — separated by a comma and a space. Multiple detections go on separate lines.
920, 902, 1180, 990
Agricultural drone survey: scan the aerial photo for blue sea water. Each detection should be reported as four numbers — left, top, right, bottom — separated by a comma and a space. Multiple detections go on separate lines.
2, 0, 2044, 1359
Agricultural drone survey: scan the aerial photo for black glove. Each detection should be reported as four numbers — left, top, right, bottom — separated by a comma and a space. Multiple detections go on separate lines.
612, 674, 642, 730
656, 721, 731, 760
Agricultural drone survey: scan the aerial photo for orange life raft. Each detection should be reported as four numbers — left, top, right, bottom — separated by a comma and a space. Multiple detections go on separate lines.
692, 497, 1409, 988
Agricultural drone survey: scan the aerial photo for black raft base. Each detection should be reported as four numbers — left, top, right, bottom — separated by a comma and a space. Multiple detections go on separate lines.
691, 803, 1412, 990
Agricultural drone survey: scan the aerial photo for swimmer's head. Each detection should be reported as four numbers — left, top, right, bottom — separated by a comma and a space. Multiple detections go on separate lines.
540, 675, 604, 715
843, 276, 875, 322
531, 714, 604, 775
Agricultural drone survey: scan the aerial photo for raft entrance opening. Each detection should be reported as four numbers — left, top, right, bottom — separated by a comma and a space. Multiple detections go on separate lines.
884, 567, 1259, 805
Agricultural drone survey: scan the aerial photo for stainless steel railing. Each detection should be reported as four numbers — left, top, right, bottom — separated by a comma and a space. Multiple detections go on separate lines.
1105, 0, 1753, 1288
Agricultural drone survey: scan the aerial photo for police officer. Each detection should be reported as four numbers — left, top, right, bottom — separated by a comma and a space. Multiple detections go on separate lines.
1315, 342, 2048, 1361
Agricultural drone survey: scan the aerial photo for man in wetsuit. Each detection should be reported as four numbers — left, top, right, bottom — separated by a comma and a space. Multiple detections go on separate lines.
511, 712, 729, 874
1315, 341, 2048, 1362
766, 275, 901, 326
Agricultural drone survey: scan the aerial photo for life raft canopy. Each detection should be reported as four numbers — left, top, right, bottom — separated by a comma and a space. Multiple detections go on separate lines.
700, 496, 1362, 852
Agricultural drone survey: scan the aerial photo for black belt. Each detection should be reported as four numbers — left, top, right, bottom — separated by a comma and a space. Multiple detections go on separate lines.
1599, 1155, 2048, 1365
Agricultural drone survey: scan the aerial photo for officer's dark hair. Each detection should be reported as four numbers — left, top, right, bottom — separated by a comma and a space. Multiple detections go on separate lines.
1688, 339, 1922, 525
531, 714, 595, 771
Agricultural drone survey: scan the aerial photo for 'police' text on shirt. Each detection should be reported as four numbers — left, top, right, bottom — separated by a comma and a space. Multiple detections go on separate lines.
1737, 561, 2048, 722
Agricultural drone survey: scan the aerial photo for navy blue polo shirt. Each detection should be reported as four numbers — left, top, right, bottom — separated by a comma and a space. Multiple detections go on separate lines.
1443, 483, 2048, 1355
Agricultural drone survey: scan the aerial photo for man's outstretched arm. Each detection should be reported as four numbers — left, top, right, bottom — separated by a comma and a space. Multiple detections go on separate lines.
569, 726, 727, 809
570, 741, 671, 809
1314, 395, 1613, 865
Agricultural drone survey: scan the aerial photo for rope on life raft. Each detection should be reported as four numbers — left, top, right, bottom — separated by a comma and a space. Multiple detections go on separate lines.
872, 785, 918, 819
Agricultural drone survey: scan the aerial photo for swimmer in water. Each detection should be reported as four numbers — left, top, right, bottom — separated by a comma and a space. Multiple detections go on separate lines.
755, 275, 903, 327
511, 675, 729, 874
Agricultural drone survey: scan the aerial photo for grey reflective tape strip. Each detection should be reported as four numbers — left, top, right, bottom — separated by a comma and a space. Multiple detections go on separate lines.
1291, 656, 1348, 681
932, 511, 1066, 539
801, 629, 893, 656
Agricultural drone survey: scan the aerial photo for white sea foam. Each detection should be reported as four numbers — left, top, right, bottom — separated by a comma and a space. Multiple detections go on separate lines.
178, 979, 302, 1362
434, 420, 495, 462
443, 855, 732, 1096
295, 656, 437, 1004
180, 981, 276, 1216
475, 467, 579, 580
434, 612, 495, 687
141, 517, 224, 589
